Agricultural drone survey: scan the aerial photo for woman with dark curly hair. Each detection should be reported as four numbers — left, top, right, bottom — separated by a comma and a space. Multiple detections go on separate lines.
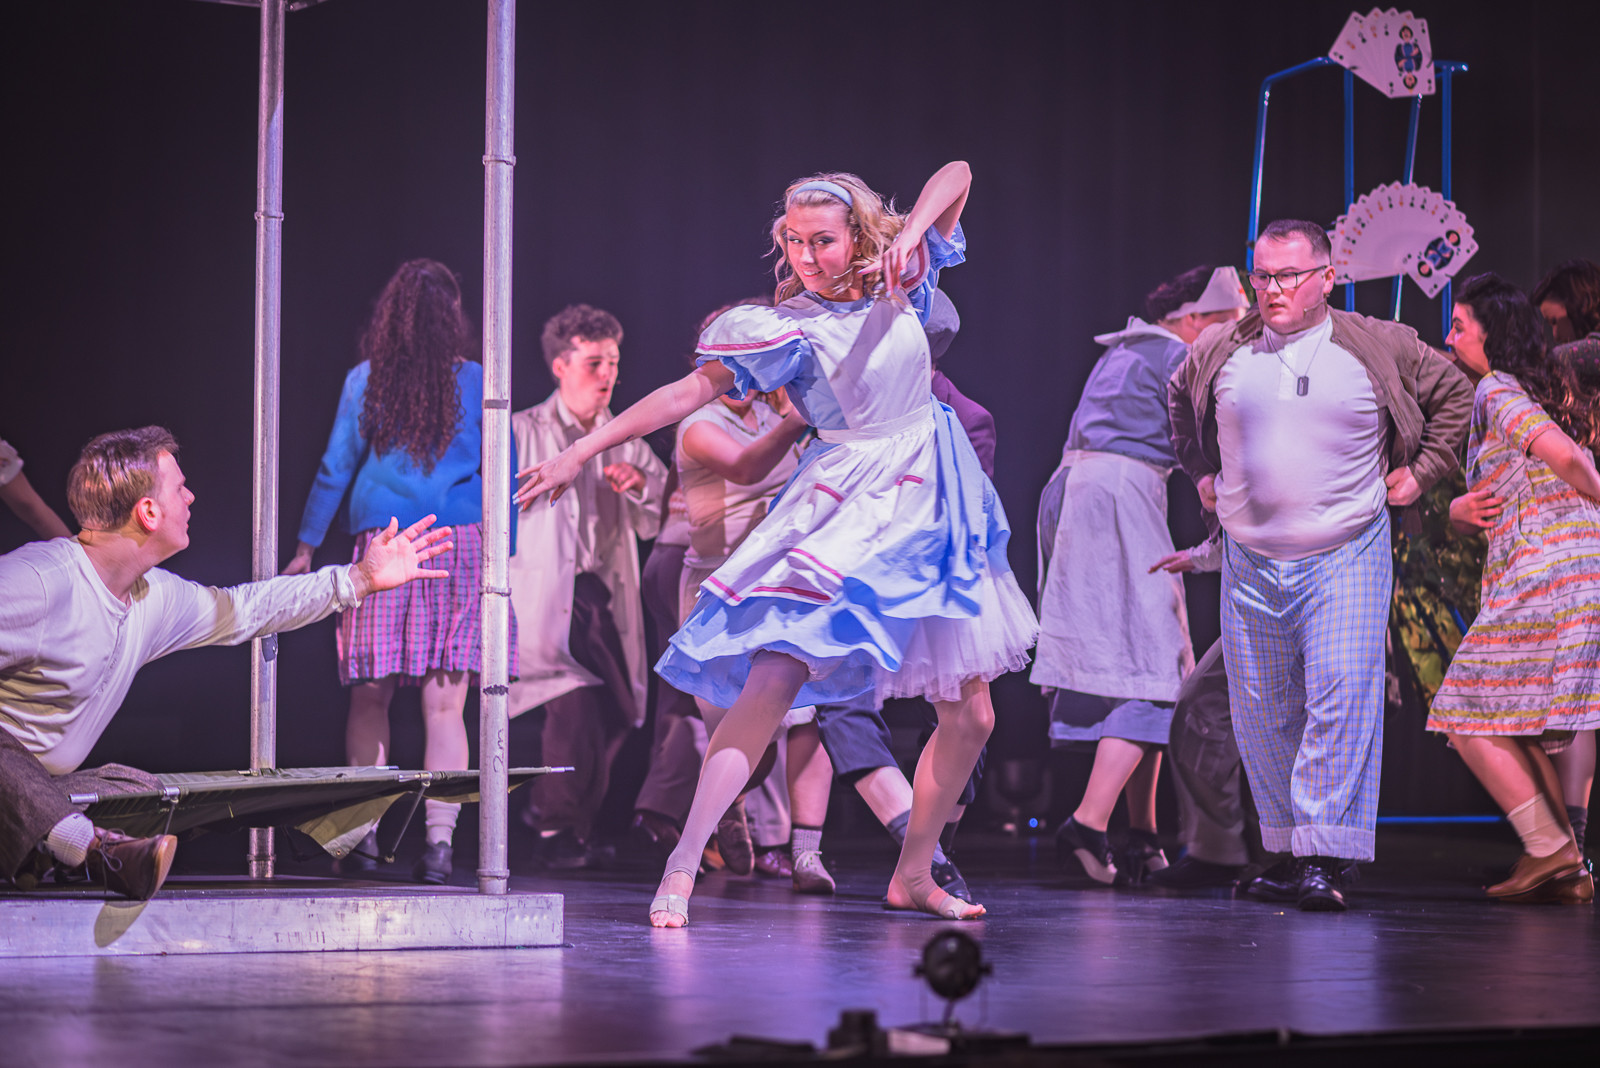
286, 258, 512, 885
1532, 258, 1600, 347
1429, 272, 1600, 905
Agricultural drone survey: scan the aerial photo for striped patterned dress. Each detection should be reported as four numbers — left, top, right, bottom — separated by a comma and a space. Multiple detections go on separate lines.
1428, 371, 1600, 735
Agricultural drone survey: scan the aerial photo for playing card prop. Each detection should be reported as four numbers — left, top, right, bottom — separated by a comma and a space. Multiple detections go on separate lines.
1328, 8, 1435, 98
1333, 182, 1477, 298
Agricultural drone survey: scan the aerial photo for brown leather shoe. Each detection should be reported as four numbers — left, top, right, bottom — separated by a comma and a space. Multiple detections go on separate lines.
752, 846, 794, 879
715, 799, 754, 876
629, 810, 681, 860
1487, 841, 1583, 898
86, 829, 177, 900
1503, 866, 1595, 905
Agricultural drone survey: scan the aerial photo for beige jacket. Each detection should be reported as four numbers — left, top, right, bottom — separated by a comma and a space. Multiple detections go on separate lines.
508, 392, 666, 721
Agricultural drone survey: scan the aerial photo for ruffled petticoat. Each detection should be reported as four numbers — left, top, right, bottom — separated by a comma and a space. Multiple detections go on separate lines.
658, 400, 1038, 709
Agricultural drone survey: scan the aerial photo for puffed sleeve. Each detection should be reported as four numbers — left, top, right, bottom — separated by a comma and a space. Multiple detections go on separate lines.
908, 223, 967, 325
694, 305, 810, 399
1482, 372, 1556, 456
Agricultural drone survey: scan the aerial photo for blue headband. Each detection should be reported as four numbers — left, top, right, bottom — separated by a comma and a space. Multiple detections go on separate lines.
791, 180, 854, 208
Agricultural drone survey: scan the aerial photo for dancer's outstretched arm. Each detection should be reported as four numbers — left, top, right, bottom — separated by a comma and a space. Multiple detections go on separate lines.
516, 360, 737, 507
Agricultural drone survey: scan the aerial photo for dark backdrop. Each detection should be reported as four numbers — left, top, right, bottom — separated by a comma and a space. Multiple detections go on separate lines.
2, 1, 1595, 819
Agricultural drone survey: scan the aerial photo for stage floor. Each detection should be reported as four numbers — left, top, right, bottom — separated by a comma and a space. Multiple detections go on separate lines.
2, 825, 1595, 1066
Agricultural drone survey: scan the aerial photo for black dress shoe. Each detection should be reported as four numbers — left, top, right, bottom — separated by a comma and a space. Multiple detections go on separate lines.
1296, 856, 1349, 912
1147, 855, 1245, 890
533, 828, 609, 870
1242, 857, 1303, 903
412, 841, 452, 885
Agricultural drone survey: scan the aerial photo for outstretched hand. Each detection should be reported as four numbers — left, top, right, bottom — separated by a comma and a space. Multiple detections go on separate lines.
516, 445, 585, 509
351, 515, 452, 599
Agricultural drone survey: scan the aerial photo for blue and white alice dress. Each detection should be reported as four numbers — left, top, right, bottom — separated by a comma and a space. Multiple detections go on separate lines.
656, 226, 1038, 708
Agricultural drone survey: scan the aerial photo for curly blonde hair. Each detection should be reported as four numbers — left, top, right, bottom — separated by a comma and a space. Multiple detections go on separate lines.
770, 172, 908, 303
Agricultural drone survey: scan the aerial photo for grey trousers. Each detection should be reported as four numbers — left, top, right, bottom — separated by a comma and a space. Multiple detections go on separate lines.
1, 727, 161, 877
1167, 639, 1263, 867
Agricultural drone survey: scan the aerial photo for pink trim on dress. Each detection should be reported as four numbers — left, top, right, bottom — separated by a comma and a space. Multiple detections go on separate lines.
751, 585, 831, 602
707, 575, 742, 602
896, 475, 924, 486
698, 330, 805, 353
815, 484, 844, 502
787, 547, 843, 580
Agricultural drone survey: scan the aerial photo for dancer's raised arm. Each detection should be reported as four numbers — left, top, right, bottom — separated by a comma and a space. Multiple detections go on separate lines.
880, 161, 971, 293
516, 360, 736, 507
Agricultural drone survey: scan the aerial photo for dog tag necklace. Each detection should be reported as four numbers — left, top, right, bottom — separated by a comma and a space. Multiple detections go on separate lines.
1268, 330, 1323, 396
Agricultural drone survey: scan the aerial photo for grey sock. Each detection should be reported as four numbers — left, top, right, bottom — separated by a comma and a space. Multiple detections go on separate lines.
1567, 805, 1589, 854
883, 810, 949, 864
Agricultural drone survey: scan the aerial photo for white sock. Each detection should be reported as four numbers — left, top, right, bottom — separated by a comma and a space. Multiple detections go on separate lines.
791, 826, 823, 858
1507, 796, 1570, 858
43, 813, 95, 868
424, 800, 459, 847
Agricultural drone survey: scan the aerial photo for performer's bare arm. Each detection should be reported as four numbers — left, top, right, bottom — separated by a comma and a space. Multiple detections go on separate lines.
681, 394, 809, 486
0, 470, 72, 540
880, 161, 971, 296
517, 362, 735, 507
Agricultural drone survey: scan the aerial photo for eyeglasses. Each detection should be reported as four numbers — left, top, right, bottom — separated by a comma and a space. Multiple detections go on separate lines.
1245, 265, 1330, 292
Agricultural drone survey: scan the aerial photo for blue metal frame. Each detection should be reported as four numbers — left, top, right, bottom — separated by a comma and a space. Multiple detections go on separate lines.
1247, 57, 1467, 331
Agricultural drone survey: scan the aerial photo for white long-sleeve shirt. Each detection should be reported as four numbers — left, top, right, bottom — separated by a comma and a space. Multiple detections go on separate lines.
0, 537, 360, 774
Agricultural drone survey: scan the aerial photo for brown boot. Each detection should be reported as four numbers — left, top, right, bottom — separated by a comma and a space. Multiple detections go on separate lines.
1486, 841, 1583, 899
86, 829, 177, 900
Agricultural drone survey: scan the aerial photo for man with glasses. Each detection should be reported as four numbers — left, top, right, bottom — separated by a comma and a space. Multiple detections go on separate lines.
1167, 219, 1471, 910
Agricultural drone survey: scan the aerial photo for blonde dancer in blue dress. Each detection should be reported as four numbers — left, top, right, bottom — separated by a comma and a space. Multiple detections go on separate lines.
517, 162, 1038, 925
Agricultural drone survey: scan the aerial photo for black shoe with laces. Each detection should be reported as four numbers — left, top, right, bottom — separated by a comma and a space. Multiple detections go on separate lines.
534, 828, 609, 871
1057, 817, 1117, 884
1296, 855, 1350, 911
1242, 856, 1304, 903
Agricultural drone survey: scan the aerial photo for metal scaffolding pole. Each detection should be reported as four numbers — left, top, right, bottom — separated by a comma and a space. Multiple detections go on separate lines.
478, 0, 516, 896
248, 0, 287, 880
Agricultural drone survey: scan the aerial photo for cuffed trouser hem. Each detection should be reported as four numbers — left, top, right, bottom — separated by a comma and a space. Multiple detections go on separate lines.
1291, 824, 1374, 862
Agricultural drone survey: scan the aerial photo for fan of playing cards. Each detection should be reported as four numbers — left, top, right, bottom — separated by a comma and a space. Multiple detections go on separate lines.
1328, 8, 1435, 98
1332, 182, 1478, 298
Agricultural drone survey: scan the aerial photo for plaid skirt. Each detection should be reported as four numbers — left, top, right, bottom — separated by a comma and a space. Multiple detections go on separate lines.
337, 522, 517, 685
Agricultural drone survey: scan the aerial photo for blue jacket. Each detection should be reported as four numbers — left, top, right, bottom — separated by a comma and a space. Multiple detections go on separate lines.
298, 360, 511, 546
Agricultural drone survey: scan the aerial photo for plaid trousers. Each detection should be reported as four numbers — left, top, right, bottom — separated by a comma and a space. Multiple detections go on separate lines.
1221, 511, 1390, 862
